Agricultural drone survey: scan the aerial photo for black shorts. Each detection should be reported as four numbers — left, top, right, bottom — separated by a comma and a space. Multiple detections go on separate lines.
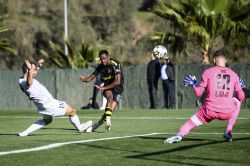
103, 87, 123, 103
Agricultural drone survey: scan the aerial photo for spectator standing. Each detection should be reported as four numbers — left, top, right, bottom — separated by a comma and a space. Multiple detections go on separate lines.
161, 56, 175, 109
90, 58, 105, 109
147, 53, 161, 109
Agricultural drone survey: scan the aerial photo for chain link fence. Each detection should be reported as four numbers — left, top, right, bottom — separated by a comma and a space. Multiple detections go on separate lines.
1, 63, 249, 110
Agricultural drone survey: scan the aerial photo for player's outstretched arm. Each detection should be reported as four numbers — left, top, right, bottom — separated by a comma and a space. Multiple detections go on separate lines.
184, 75, 198, 87
95, 74, 121, 90
80, 74, 96, 82
237, 77, 246, 100
35, 59, 44, 75
26, 60, 34, 86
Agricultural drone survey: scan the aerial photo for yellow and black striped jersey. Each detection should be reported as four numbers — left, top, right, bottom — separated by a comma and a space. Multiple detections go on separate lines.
93, 58, 124, 91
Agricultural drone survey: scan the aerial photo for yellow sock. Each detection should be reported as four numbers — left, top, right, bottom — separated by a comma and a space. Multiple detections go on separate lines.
105, 107, 112, 120
98, 113, 106, 126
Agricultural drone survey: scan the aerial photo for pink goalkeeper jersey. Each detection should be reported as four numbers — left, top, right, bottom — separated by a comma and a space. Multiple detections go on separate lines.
194, 66, 243, 113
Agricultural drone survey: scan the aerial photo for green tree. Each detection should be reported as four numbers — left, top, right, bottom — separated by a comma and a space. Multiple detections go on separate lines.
149, 0, 250, 64
84, 0, 145, 65
0, 15, 16, 55
41, 38, 101, 68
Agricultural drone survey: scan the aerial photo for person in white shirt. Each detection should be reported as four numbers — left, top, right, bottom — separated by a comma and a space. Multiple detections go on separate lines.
161, 56, 175, 109
18, 59, 92, 136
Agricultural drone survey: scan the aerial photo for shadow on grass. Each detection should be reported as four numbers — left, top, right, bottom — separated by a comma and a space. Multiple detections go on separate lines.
40, 128, 75, 131
139, 136, 213, 142
126, 136, 250, 165
0, 134, 17, 136
83, 144, 142, 154
0, 129, 106, 137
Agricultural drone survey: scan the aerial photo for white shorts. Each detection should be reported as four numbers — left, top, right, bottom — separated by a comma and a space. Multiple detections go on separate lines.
39, 100, 67, 118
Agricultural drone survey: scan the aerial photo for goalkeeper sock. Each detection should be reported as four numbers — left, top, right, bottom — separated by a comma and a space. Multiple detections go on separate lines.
177, 118, 198, 136
226, 98, 241, 133
23, 119, 46, 135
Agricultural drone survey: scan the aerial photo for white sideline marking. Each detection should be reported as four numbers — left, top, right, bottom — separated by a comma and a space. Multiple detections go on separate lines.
0, 116, 249, 120
1, 132, 250, 156
0, 133, 160, 156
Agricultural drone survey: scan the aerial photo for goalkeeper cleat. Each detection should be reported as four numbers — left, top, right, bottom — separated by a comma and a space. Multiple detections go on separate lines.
17, 132, 28, 136
79, 120, 92, 133
164, 135, 182, 143
223, 131, 232, 142
86, 123, 99, 132
105, 122, 111, 131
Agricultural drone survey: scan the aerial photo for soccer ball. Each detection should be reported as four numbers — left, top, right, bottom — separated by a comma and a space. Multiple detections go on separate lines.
152, 45, 167, 60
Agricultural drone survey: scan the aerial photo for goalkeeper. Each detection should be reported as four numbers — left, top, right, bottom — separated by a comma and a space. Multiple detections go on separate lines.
164, 50, 245, 143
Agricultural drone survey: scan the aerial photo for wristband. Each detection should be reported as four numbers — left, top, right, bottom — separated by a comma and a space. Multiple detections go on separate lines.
37, 66, 40, 69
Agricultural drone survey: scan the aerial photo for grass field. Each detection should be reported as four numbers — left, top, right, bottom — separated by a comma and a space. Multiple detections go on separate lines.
0, 109, 250, 166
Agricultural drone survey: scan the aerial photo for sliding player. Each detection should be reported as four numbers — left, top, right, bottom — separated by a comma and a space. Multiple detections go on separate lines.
80, 50, 124, 132
165, 50, 245, 143
18, 59, 92, 136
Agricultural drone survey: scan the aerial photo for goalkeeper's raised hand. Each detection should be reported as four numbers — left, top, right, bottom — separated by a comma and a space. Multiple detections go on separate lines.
239, 77, 245, 88
184, 75, 199, 87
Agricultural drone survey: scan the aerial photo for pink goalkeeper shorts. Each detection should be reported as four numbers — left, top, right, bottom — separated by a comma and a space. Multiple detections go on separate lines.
196, 99, 239, 124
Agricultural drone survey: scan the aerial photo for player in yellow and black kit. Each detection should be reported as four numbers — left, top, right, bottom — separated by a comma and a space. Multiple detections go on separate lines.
80, 50, 124, 132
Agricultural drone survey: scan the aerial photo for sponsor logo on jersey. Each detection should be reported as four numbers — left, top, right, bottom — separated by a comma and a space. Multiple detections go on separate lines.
102, 75, 114, 80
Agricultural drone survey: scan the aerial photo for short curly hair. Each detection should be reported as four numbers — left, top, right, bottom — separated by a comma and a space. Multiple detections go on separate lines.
99, 50, 109, 57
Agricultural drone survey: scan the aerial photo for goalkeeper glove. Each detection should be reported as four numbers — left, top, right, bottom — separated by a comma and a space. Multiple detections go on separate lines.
239, 77, 245, 88
184, 75, 199, 87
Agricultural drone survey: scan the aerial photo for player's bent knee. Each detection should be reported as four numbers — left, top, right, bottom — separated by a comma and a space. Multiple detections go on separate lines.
71, 108, 76, 115
107, 96, 113, 103
191, 114, 203, 126
65, 104, 76, 116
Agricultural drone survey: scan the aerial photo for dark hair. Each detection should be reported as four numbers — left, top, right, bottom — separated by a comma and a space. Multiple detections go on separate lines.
89, 98, 93, 100
99, 50, 109, 57
22, 61, 37, 73
213, 50, 225, 59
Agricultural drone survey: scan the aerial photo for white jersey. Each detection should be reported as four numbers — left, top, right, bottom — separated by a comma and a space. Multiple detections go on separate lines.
19, 77, 58, 114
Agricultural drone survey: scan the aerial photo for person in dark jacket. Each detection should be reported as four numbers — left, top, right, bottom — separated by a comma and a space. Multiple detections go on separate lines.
161, 56, 175, 109
147, 53, 161, 109
90, 58, 104, 109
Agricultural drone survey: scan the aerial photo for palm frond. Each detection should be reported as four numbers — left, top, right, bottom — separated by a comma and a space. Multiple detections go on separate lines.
40, 50, 64, 68
49, 41, 71, 67
0, 15, 12, 33
201, 0, 229, 15
150, 0, 187, 28
0, 38, 17, 55
148, 0, 250, 64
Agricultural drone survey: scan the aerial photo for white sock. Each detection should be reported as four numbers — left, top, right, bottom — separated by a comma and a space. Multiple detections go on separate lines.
106, 118, 111, 123
69, 114, 82, 130
23, 119, 46, 135
101, 95, 107, 108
